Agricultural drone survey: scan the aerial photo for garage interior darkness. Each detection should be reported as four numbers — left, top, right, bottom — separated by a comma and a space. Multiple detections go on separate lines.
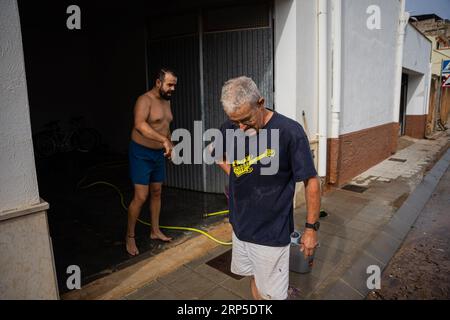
17, 0, 275, 292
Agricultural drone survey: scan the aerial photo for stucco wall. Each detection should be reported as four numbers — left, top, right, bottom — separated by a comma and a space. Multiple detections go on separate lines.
403, 24, 432, 75
402, 24, 432, 117
274, 0, 318, 137
0, 210, 59, 299
0, 0, 59, 300
274, 0, 298, 122
296, 0, 318, 138
0, 0, 40, 214
406, 73, 427, 115
341, 0, 400, 135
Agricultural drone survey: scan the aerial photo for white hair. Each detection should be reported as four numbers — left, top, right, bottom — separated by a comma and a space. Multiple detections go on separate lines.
220, 76, 262, 113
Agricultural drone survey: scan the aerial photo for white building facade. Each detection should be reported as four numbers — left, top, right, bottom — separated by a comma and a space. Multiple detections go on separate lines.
274, 0, 431, 187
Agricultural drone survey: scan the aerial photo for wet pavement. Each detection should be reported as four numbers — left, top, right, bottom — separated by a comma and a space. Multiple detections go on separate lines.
35, 148, 227, 294
367, 164, 450, 300
59, 132, 449, 300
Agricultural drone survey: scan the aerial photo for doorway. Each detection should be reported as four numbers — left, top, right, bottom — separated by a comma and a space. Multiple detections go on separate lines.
399, 73, 409, 135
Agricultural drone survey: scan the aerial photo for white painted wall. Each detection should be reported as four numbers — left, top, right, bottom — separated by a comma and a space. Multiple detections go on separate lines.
341, 0, 400, 135
402, 24, 432, 116
296, 0, 318, 138
0, 0, 40, 214
274, 0, 318, 137
403, 24, 432, 75
274, 0, 298, 122
405, 72, 427, 115
274, 0, 319, 206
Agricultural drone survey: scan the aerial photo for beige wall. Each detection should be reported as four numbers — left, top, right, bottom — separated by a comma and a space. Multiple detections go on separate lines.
0, 207, 59, 300
428, 36, 450, 76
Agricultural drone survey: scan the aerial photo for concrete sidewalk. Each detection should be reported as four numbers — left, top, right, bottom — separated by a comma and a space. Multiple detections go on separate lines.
62, 131, 448, 300
121, 131, 449, 300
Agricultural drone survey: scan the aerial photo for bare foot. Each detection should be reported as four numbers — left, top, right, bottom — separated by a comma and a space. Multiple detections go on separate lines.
150, 230, 172, 242
126, 235, 139, 256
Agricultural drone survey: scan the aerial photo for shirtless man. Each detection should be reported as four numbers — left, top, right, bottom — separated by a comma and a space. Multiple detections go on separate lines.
126, 68, 176, 256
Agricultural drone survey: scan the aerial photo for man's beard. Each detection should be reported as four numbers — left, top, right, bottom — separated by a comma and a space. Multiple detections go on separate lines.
160, 89, 173, 101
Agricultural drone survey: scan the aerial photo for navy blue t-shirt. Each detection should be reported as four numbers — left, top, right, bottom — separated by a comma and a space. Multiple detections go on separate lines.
219, 111, 317, 246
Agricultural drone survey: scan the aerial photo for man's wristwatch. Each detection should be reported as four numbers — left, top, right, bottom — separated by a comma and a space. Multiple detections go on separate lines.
305, 221, 320, 231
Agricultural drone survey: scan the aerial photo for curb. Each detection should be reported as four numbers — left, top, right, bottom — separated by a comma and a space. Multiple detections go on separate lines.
322, 148, 450, 299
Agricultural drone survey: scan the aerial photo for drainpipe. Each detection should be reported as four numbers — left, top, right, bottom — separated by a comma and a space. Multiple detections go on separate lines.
392, 0, 409, 126
327, 0, 341, 184
317, 0, 328, 177
330, 0, 341, 139
425, 62, 433, 113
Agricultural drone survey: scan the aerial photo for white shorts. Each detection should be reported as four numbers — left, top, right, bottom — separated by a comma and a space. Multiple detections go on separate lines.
231, 231, 290, 300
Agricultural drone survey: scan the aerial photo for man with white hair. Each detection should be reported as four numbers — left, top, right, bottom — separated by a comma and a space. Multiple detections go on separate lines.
216, 76, 321, 300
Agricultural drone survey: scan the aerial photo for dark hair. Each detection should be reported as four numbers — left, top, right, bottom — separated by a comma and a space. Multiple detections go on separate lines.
153, 67, 177, 83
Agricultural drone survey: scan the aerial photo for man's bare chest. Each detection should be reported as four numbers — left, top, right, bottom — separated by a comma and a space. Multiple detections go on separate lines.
148, 104, 173, 125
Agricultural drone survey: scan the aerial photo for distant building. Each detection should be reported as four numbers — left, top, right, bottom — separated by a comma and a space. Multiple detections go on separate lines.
411, 14, 450, 133
410, 14, 450, 39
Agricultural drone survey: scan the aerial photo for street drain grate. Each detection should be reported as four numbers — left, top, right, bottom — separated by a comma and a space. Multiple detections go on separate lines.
206, 249, 244, 280
388, 158, 407, 163
342, 184, 368, 193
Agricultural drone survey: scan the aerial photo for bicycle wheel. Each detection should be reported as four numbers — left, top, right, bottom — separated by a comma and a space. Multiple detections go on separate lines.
75, 128, 101, 152
33, 133, 56, 158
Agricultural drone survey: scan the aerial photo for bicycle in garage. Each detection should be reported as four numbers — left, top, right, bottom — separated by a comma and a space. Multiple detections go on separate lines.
33, 117, 101, 159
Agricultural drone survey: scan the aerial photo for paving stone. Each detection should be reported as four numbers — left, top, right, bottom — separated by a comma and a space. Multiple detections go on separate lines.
200, 286, 242, 300
354, 201, 394, 223
193, 263, 231, 284
158, 265, 192, 285
318, 212, 348, 226
319, 222, 373, 243
220, 276, 253, 300
309, 257, 335, 280
363, 231, 401, 266
289, 272, 322, 299
319, 234, 360, 254
131, 284, 183, 300
185, 252, 216, 269
320, 279, 364, 300
125, 280, 162, 300
314, 242, 348, 265
346, 219, 380, 233
166, 269, 217, 299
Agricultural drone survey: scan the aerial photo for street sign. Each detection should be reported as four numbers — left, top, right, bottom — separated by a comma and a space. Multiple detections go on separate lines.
442, 60, 450, 74
442, 74, 450, 87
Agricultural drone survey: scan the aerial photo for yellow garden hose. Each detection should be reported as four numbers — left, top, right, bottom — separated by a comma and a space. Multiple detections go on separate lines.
78, 181, 232, 246
203, 210, 230, 218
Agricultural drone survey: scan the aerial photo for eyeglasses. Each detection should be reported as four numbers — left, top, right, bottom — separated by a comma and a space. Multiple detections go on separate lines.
230, 109, 259, 127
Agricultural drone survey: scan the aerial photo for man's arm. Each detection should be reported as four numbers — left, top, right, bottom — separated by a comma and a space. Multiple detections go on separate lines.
300, 176, 321, 257
218, 159, 231, 176
134, 96, 173, 157
207, 139, 231, 176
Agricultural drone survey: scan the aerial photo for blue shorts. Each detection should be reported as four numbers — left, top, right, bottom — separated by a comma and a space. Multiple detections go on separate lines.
129, 140, 166, 185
